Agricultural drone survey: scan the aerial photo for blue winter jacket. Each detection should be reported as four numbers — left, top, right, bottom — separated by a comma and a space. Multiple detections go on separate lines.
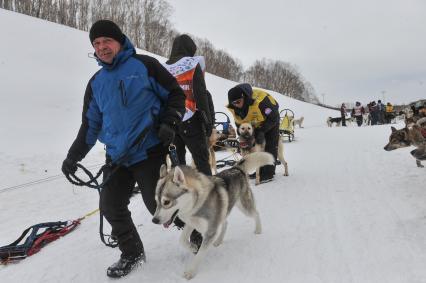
67, 37, 185, 166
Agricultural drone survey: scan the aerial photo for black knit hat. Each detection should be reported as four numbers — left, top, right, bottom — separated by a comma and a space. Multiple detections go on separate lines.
228, 87, 244, 104
89, 20, 125, 45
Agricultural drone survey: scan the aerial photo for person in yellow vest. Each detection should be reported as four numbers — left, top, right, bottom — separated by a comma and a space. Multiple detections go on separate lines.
385, 102, 394, 124
227, 83, 280, 183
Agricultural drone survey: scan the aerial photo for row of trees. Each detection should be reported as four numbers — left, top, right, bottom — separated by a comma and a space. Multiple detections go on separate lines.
0, 0, 319, 103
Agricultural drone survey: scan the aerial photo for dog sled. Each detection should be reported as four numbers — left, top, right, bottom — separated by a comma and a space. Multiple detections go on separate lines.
279, 109, 295, 142
213, 112, 239, 150
213, 112, 241, 168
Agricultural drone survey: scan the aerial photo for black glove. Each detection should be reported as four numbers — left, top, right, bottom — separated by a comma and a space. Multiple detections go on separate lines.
255, 131, 265, 145
158, 123, 175, 146
61, 157, 77, 176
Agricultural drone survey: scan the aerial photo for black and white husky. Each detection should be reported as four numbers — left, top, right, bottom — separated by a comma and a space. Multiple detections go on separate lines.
152, 152, 274, 279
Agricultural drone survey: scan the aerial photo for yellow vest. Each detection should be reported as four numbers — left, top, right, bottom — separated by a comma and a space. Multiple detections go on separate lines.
385, 105, 393, 113
227, 89, 277, 128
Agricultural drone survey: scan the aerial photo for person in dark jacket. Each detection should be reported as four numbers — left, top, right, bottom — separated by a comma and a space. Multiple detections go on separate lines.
163, 34, 213, 176
226, 83, 280, 183
340, 103, 347, 126
60, 20, 185, 278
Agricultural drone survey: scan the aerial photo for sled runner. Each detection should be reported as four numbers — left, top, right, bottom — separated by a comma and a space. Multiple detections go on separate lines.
279, 109, 295, 142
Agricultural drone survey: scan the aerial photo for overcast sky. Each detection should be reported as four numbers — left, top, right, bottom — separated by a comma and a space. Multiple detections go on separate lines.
167, 0, 426, 106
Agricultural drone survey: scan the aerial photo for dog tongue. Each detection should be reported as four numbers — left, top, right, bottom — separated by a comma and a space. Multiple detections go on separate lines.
163, 218, 173, 228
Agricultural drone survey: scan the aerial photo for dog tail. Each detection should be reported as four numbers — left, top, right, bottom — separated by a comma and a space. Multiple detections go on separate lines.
236, 152, 275, 174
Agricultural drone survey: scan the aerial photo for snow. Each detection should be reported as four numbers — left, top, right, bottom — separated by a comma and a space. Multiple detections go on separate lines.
1, 8, 426, 283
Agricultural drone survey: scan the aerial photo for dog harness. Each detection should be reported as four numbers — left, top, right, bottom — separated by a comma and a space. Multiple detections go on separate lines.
0, 220, 80, 264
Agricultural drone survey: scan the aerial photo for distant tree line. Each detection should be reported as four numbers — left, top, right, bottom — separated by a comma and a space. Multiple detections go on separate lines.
0, 0, 319, 103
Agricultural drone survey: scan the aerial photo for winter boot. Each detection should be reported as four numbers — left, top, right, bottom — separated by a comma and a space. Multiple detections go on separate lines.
106, 253, 145, 278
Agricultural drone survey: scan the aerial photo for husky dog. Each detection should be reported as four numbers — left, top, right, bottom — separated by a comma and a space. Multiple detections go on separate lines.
192, 128, 220, 174
152, 152, 274, 279
207, 128, 220, 174
238, 123, 289, 185
362, 113, 370, 126
326, 117, 342, 127
384, 121, 426, 167
292, 116, 304, 128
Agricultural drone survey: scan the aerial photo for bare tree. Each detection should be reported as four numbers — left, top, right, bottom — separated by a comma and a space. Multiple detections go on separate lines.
243, 58, 318, 103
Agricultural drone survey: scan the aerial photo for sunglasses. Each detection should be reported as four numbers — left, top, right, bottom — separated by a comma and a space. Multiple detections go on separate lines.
232, 98, 244, 105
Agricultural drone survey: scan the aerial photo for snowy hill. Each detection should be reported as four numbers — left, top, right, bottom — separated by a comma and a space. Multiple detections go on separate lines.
1, 8, 426, 283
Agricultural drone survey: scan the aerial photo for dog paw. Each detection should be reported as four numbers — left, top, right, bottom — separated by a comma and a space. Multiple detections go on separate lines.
254, 228, 262, 234
183, 270, 196, 280
189, 243, 199, 254
213, 240, 223, 247
283, 172, 289, 176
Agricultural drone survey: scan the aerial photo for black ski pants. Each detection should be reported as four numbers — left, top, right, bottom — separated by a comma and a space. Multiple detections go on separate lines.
259, 123, 279, 180
100, 150, 166, 257
174, 116, 212, 176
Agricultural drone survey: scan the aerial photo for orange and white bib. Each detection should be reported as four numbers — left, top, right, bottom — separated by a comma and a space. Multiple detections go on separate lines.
164, 56, 205, 121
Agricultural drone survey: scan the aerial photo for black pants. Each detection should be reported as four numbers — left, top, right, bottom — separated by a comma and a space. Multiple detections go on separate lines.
100, 150, 166, 257
341, 114, 347, 126
174, 117, 212, 176
356, 115, 363, 126
259, 123, 279, 180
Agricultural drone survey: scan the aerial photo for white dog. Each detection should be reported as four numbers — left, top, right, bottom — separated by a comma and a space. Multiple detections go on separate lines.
292, 116, 304, 128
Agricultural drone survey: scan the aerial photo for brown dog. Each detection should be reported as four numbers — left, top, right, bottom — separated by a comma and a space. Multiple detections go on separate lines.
384, 122, 426, 167
238, 123, 289, 185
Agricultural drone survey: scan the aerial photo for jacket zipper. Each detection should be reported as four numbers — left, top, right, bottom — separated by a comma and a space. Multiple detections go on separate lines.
119, 80, 127, 106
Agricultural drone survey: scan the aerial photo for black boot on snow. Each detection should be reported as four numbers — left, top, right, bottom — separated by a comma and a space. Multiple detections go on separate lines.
106, 253, 145, 278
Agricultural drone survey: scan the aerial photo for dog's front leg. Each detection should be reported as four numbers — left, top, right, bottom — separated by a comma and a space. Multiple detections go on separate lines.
180, 225, 195, 252
213, 221, 227, 247
416, 160, 424, 168
183, 231, 216, 280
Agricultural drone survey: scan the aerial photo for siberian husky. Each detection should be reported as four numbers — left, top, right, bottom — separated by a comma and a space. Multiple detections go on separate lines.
152, 152, 274, 279
326, 117, 342, 127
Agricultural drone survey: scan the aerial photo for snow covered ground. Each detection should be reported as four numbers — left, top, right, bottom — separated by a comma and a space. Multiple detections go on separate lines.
1, 9, 426, 283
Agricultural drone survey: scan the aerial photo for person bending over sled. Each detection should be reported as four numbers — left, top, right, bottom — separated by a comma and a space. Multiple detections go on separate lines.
227, 83, 280, 183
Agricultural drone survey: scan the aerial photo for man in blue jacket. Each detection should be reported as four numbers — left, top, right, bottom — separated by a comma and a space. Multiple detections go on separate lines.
61, 20, 185, 278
